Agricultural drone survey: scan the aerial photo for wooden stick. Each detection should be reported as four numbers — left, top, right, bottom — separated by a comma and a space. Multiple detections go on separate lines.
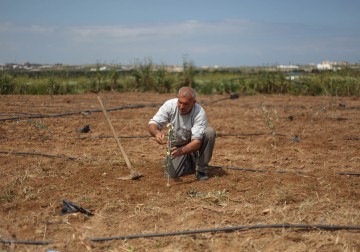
97, 96, 135, 172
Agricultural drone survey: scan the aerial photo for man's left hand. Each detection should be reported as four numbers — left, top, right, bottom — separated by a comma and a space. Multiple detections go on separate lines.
171, 147, 183, 158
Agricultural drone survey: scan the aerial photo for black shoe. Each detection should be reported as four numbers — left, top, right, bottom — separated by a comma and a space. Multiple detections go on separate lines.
196, 171, 209, 181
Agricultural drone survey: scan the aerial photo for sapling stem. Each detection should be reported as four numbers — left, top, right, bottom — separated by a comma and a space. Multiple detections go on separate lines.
166, 123, 176, 187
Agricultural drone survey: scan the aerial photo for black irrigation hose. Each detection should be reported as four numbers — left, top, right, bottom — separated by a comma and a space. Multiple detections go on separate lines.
4, 223, 360, 245
79, 132, 285, 140
217, 133, 265, 137
0, 150, 77, 160
0, 239, 53, 245
217, 133, 288, 137
92, 135, 152, 139
211, 165, 360, 176
344, 137, 360, 141
2, 151, 358, 176
338, 172, 360, 176
209, 165, 292, 174
0, 103, 161, 122
88, 223, 360, 242
209, 165, 267, 173
79, 133, 268, 140
1, 223, 360, 245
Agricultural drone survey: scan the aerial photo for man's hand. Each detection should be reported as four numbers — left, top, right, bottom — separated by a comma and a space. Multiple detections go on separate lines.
148, 124, 166, 145
171, 147, 184, 158
155, 132, 166, 145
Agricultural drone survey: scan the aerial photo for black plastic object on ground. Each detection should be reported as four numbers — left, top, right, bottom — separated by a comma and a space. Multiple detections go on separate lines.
230, 93, 239, 100
76, 124, 90, 133
60, 199, 94, 216
291, 135, 301, 142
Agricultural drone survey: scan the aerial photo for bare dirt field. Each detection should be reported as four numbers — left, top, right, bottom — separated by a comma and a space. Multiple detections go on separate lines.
0, 92, 359, 251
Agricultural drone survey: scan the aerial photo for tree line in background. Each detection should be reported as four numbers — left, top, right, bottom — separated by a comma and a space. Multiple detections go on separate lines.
1, 59, 359, 97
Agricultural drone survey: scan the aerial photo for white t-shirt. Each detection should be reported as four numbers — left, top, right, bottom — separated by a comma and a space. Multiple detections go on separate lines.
149, 98, 208, 146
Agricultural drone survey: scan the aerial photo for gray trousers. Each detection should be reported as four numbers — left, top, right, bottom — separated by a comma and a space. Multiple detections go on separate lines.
166, 127, 216, 178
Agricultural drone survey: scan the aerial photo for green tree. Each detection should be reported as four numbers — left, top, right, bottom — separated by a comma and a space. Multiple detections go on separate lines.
181, 56, 196, 88
0, 72, 15, 94
132, 58, 155, 91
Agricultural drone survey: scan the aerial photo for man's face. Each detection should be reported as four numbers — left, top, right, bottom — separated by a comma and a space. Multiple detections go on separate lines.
177, 96, 195, 115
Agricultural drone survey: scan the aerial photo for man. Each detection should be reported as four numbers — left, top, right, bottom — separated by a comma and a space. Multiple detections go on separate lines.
148, 86, 216, 181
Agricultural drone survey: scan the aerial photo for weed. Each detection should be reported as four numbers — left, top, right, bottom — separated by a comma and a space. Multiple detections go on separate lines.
0, 189, 17, 203
186, 189, 229, 206
22, 186, 38, 200
27, 119, 48, 129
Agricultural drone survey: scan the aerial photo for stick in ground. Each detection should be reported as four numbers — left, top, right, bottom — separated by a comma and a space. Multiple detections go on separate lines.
97, 96, 143, 180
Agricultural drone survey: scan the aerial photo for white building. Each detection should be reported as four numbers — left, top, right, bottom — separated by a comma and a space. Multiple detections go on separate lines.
316, 63, 332, 70
277, 65, 299, 70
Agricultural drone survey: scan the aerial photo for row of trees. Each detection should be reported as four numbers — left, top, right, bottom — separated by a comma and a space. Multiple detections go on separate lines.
1, 59, 360, 97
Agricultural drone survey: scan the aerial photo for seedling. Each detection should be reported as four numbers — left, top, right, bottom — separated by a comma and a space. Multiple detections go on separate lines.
261, 103, 278, 136
165, 123, 176, 186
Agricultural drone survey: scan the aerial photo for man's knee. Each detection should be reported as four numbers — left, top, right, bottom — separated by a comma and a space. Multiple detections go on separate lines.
204, 127, 216, 141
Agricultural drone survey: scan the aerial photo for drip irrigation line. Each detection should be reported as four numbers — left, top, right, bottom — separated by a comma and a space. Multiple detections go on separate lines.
0, 112, 36, 116
76, 136, 152, 140
0, 239, 53, 245
0, 150, 77, 160
88, 223, 360, 242
344, 137, 360, 141
1, 150, 357, 177
4, 223, 360, 246
212, 165, 359, 177
327, 117, 348, 121
0, 112, 79, 121
2, 223, 360, 245
209, 165, 267, 173
338, 172, 360, 176
201, 96, 234, 105
200, 93, 240, 105
217, 133, 288, 137
88, 132, 288, 139
80, 133, 276, 139
217, 133, 265, 137
209, 165, 294, 174
94, 135, 152, 138
0, 103, 161, 122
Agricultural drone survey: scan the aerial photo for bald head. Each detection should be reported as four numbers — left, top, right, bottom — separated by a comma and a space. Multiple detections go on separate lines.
177, 86, 196, 115
178, 86, 196, 100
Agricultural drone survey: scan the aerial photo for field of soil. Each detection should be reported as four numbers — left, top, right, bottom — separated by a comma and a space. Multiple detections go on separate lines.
0, 92, 359, 251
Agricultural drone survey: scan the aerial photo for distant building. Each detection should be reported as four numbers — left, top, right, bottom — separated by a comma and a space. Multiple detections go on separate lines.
165, 65, 183, 72
90, 66, 109, 71
316, 60, 348, 71
277, 65, 299, 70
317, 63, 332, 70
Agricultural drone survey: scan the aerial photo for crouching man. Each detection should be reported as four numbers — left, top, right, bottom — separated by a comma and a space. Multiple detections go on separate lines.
148, 86, 216, 181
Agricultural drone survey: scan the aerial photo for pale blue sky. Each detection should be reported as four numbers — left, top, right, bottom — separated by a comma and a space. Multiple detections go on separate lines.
1, 0, 359, 66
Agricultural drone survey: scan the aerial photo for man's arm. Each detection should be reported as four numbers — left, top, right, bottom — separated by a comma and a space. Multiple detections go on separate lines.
148, 123, 166, 144
171, 139, 201, 158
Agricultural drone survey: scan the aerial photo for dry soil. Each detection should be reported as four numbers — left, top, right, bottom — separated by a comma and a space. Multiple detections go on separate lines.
0, 92, 359, 251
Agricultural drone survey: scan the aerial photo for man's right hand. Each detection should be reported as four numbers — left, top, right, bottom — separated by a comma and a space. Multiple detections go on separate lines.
155, 132, 166, 144
148, 124, 166, 144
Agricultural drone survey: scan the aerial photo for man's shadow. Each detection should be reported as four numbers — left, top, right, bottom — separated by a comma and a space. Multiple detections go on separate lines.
172, 167, 228, 184
208, 167, 227, 178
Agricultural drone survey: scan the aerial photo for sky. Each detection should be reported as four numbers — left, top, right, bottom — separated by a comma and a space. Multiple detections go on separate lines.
1, 0, 360, 67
